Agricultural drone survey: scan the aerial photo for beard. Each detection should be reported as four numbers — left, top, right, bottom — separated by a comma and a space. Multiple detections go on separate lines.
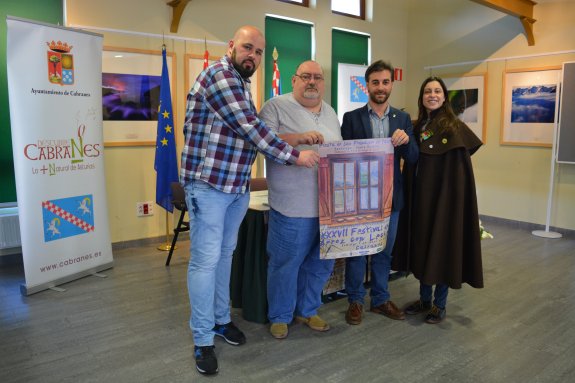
303, 86, 320, 99
369, 91, 389, 105
231, 48, 256, 78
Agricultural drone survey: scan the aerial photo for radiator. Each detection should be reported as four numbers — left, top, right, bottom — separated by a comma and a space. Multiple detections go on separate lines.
0, 208, 21, 249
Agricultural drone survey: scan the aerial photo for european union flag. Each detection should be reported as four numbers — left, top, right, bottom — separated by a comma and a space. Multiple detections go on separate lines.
154, 46, 179, 212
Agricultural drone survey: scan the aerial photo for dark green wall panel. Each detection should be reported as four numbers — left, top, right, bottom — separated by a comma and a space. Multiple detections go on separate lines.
264, 17, 312, 102
1, 0, 63, 204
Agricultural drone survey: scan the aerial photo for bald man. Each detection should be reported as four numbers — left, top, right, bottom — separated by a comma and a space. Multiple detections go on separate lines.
181, 26, 319, 375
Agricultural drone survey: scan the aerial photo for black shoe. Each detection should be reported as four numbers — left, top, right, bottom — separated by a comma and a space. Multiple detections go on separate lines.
425, 305, 446, 324
404, 300, 432, 315
213, 322, 246, 346
194, 345, 218, 375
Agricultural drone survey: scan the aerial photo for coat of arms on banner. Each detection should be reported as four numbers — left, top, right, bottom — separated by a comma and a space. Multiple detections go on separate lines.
42, 195, 95, 242
46, 40, 74, 85
350, 76, 368, 103
318, 139, 394, 259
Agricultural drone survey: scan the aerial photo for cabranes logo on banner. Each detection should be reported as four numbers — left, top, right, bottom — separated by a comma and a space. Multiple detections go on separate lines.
42, 195, 95, 242
47, 40, 74, 85
24, 124, 101, 174
24, 123, 101, 243
23, 120, 102, 243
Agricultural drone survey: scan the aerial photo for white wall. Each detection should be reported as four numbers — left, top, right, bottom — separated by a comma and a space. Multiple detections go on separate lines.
406, 0, 575, 231
65, 0, 411, 242
65, 0, 575, 243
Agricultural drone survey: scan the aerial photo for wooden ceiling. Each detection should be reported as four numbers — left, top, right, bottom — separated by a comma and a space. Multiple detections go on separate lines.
165, 0, 539, 46
470, 0, 537, 45
167, 0, 191, 33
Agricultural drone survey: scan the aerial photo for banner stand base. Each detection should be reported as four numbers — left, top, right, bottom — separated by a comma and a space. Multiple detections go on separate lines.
91, 272, 108, 278
157, 243, 173, 251
532, 230, 562, 239
20, 261, 114, 296
48, 286, 66, 292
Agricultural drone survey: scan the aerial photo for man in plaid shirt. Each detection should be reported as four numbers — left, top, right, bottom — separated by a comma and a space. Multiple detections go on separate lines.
180, 25, 318, 376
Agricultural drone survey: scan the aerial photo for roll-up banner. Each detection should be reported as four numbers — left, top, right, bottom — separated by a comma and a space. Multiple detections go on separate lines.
6, 17, 113, 295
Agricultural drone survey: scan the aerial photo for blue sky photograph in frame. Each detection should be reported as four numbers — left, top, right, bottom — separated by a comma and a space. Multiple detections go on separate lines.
501, 67, 560, 147
511, 84, 557, 123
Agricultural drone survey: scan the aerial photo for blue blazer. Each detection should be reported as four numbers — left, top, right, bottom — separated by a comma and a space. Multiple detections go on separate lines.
341, 104, 418, 212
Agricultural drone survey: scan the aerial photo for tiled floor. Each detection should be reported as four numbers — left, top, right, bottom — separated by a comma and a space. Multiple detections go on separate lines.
1, 220, 574, 382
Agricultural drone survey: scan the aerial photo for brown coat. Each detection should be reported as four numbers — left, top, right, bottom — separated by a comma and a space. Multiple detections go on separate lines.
392, 117, 484, 289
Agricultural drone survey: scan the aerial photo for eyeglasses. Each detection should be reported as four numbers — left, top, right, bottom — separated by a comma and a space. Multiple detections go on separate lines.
294, 73, 324, 82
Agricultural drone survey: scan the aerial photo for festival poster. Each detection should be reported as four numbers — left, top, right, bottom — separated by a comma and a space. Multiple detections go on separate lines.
318, 138, 394, 259
7, 17, 113, 295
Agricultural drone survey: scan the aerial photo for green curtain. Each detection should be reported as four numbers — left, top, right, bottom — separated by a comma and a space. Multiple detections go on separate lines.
331, 29, 369, 113
0, 0, 63, 204
264, 17, 312, 102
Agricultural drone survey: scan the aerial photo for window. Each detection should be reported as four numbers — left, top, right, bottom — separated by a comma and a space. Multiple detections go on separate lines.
331, 0, 365, 20
333, 158, 380, 217
333, 161, 355, 214
275, 0, 309, 6
331, 28, 369, 112
318, 152, 393, 226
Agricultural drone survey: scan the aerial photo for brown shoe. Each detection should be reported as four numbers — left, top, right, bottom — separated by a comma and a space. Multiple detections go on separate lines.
295, 315, 330, 332
424, 305, 446, 324
270, 323, 288, 339
345, 302, 363, 325
404, 299, 432, 315
370, 300, 406, 320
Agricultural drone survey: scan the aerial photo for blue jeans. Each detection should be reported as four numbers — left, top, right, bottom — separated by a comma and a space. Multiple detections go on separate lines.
345, 210, 399, 307
266, 209, 335, 323
185, 180, 250, 346
420, 283, 449, 309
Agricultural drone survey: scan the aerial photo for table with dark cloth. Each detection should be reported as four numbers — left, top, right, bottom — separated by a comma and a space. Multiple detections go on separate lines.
229, 191, 355, 323
230, 191, 269, 324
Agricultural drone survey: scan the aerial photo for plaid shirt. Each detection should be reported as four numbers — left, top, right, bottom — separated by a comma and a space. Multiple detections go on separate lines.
181, 56, 299, 193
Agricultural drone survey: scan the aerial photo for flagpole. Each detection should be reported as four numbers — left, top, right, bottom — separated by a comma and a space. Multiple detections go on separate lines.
155, 44, 180, 252
157, 211, 174, 251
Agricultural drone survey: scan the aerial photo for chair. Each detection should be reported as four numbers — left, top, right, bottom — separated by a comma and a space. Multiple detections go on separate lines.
165, 182, 189, 266
165, 178, 266, 266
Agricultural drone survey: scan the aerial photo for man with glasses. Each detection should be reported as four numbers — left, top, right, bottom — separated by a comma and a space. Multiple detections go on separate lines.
341, 60, 418, 325
259, 60, 342, 339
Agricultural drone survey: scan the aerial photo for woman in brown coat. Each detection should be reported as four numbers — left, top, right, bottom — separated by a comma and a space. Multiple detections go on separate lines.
399, 76, 483, 324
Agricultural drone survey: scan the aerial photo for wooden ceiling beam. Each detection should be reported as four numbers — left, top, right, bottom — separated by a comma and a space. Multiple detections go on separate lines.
167, 0, 191, 33
470, 0, 537, 45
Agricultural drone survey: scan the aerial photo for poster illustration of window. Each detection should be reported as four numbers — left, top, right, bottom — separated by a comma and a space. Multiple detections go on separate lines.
318, 138, 394, 259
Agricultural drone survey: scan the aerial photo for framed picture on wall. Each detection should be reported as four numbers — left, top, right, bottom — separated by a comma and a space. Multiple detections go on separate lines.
102, 46, 176, 146
501, 67, 561, 147
184, 53, 262, 111
184, 53, 215, 97
443, 73, 487, 143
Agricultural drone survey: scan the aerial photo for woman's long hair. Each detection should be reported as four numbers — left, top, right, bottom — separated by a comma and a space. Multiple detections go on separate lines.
415, 76, 459, 135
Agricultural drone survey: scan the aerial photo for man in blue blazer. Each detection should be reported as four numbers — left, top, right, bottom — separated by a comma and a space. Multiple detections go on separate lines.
341, 60, 418, 325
